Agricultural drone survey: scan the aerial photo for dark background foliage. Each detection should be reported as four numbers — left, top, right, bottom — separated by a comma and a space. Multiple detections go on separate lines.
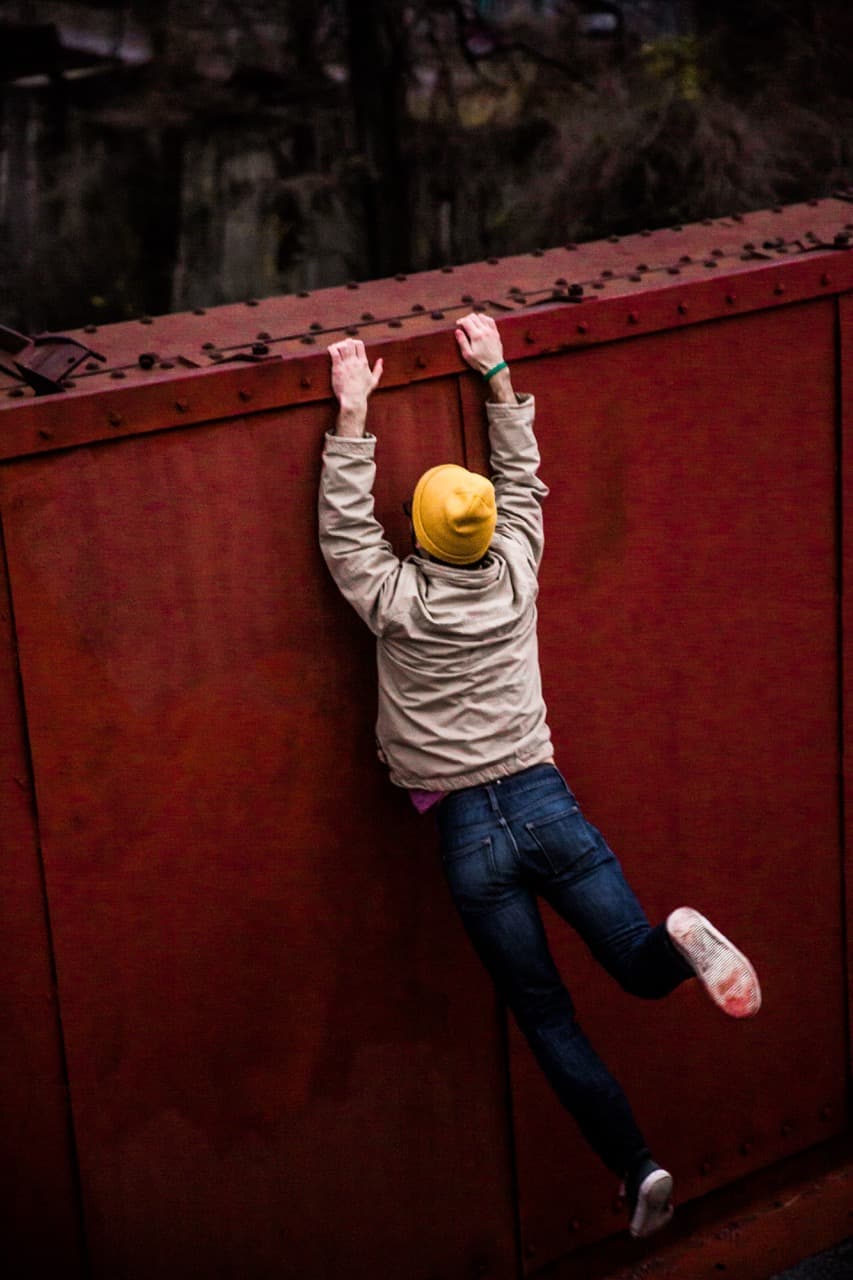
1, 0, 852, 332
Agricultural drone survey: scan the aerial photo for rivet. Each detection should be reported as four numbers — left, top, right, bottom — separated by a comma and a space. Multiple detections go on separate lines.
680, 254, 692, 264
635, 263, 648, 272
238, 389, 252, 403
361, 312, 375, 321
555, 277, 568, 286
395, 273, 408, 281
298, 290, 310, 298
774, 283, 785, 296
667, 266, 681, 275
744, 241, 756, 251
7, 387, 24, 397
524, 330, 537, 344
193, 308, 206, 316
702, 217, 713, 225
431, 310, 445, 320
309, 322, 323, 331
38, 427, 54, 440
245, 298, 259, 307
577, 322, 588, 334
411, 303, 425, 312
532, 248, 544, 257
85, 361, 99, 371
602, 269, 614, 278
345, 327, 359, 336
808, 198, 820, 207
821, 273, 831, 286
712, 248, 724, 257
732, 212, 743, 222
608, 235, 619, 243
346, 281, 359, 290
726, 292, 737, 304
771, 205, 782, 213
461, 294, 474, 303
740, 1141, 753, 1155
704, 260, 718, 268
678, 302, 688, 315
701, 1160, 712, 1175
160, 361, 174, 370
175, 399, 189, 413
139, 316, 153, 325
300, 335, 315, 344
714, 1265, 727, 1273
441, 264, 454, 273
592, 281, 605, 289
569, 283, 583, 298
202, 342, 216, 350
627, 311, 639, 324
62, 378, 75, 388
629, 274, 641, 282
84, 324, 98, 334
565, 242, 578, 250
257, 331, 272, 340
640, 229, 652, 237
389, 319, 402, 328
252, 342, 269, 355
415, 355, 427, 369
487, 257, 499, 265
300, 376, 312, 389
138, 353, 157, 369
672, 224, 683, 231
108, 411, 123, 427
210, 352, 223, 361
110, 370, 126, 379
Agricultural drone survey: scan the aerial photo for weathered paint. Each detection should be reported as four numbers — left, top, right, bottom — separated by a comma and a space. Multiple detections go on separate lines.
0, 518, 86, 1277
0, 199, 851, 1279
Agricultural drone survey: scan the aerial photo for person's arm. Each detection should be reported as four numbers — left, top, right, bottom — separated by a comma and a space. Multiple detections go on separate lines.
319, 339, 403, 635
455, 313, 548, 568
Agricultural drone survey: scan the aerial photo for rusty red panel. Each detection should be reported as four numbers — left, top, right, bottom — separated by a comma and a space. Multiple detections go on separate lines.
460, 301, 847, 1271
0, 382, 517, 1279
0, 520, 85, 1276
842, 290, 853, 1071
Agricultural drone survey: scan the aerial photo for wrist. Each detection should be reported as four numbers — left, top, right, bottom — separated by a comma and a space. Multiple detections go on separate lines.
486, 367, 516, 404
335, 398, 368, 437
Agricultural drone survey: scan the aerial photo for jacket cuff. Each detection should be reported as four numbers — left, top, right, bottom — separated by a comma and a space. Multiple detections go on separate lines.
486, 392, 534, 422
323, 431, 377, 456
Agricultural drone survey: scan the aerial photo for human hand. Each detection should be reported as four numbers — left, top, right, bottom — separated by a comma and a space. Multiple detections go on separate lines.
328, 338, 384, 408
455, 312, 504, 375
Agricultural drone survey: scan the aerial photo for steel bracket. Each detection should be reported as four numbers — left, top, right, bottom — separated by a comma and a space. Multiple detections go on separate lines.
0, 325, 105, 395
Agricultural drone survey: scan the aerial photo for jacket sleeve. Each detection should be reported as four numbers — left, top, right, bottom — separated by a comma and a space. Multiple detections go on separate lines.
488, 393, 549, 569
318, 432, 403, 636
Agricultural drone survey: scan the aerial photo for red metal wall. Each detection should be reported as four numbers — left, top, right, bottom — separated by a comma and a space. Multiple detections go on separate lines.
1, 199, 851, 1279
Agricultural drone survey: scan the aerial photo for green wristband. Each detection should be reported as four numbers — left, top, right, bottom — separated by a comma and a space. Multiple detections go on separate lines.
483, 360, 508, 381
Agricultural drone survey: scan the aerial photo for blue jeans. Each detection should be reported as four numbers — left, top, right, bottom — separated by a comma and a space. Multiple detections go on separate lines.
436, 764, 693, 1177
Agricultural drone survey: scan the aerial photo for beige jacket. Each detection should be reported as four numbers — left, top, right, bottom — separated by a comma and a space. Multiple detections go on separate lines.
318, 393, 554, 791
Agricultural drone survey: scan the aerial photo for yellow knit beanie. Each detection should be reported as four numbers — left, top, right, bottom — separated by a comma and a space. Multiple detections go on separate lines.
411, 464, 497, 565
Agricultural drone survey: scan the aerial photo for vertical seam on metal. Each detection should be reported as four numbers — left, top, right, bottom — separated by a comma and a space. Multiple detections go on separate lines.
0, 494, 92, 1278
495, 1001, 526, 1280
833, 294, 852, 1110
456, 373, 471, 470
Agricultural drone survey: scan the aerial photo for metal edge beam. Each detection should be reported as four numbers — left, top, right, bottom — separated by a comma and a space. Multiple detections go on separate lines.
0, 251, 851, 464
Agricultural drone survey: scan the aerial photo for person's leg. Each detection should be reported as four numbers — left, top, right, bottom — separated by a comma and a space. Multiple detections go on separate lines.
504, 769, 691, 998
437, 782, 651, 1179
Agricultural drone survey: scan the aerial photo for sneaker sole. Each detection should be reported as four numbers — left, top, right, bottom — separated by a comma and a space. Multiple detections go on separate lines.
629, 1168, 674, 1239
668, 907, 761, 1018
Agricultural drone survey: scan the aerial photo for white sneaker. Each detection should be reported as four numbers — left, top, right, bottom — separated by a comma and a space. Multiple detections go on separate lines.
667, 907, 761, 1018
629, 1167, 674, 1239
